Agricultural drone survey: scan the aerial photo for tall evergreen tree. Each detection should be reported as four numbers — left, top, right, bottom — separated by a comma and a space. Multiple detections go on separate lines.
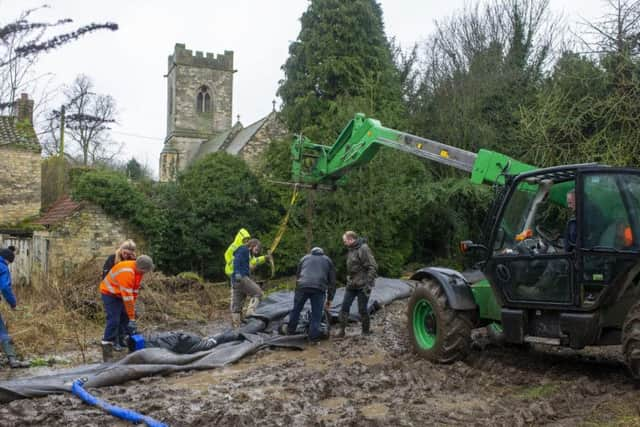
270, 1, 490, 276
277, 0, 405, 141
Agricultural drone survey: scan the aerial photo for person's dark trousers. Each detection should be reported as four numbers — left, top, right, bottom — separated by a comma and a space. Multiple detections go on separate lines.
287, 288, 326, 341
117, 321, 129, 347
101, 293, 128, 343
340, 287, 370, 332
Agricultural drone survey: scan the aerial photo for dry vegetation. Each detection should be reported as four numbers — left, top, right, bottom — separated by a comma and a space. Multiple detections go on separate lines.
4, 261, 232, 358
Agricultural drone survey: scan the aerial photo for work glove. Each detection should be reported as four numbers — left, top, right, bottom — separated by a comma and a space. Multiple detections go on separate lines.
127, 320, 138, 335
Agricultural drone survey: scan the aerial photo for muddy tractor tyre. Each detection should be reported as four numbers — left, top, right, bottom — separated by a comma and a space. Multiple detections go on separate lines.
407, 279, 472, 363
622, 300, 640, 379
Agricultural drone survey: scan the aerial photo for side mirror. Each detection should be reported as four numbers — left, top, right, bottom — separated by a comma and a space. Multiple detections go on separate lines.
460, 240, 489, 256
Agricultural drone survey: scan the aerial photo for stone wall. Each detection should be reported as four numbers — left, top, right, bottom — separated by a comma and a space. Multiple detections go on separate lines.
0, 147, 41, 225
159, 149, 179, 182
1, 204, 141, 287
164, 135, 207, 174
172, 65, 233, 135
239, 113, 289, 168
39, 205, 140, 280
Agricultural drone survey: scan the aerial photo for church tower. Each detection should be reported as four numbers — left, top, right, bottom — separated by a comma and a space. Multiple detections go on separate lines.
159, 43, 234, 181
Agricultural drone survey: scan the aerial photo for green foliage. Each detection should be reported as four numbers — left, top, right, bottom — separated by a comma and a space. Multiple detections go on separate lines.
70, 168, 165, 247
278, 0, 406, 139
67, 0, 640, 285
518, 49, 640, 167
125, 158, 145, 180
14, 119, 38, 141
516, 383, 560, 399
153, 153, 280, 278
0, 215, 44, 231
262, 140, 491, 278
272, 0, 458, 278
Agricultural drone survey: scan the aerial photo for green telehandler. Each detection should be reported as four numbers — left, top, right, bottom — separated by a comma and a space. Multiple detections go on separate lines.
291, 113, 640, 378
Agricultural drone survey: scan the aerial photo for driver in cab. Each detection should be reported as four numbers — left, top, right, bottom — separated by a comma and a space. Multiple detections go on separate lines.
564, 189, 577, 252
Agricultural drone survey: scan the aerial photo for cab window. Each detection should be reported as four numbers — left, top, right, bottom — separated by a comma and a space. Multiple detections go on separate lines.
582, 174, 638, 251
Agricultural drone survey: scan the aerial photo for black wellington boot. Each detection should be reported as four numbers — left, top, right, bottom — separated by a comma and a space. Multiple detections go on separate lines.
1, 340, 29, 368
336, 312, 348, 338
361, 315, 371, 336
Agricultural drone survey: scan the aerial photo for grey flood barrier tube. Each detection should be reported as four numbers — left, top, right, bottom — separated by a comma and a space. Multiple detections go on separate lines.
0, 278, 413, 404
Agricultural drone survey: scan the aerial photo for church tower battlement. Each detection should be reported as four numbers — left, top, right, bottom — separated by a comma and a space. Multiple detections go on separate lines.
160, 43, 234, 181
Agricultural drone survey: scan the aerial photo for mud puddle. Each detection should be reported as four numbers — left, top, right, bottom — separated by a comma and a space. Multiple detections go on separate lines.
2, 300, 640, 426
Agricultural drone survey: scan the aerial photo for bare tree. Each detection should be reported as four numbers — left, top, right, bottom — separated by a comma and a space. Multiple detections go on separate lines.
46, 75, 120, 166
0, 8, 42, 113
0, 5, 117, 68
580, 0, 640, 56
41, 112, 62, 157
423, 0, 563, 82
0, 5, 117, 112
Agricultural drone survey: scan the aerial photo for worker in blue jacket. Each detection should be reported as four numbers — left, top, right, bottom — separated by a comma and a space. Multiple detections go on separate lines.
0, 248, 29, 368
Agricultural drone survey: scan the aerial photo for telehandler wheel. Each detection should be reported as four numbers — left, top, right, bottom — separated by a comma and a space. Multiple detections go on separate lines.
407, 279, 472, 363
622, 301, 640, 379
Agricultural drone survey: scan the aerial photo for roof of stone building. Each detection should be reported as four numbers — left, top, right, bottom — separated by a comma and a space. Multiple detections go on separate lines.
222, 113, 272, 155
34, 195, 82, 226
0, 116, 40, 149
193, 112, 275, 163
196, 120, 245, 159
195, 128, 233, 159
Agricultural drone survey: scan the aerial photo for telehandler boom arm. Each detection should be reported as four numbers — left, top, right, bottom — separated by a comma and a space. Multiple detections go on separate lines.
291, 113, 536, 187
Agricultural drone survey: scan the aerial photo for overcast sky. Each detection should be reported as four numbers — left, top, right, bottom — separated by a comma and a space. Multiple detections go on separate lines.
3, 0, 607, 177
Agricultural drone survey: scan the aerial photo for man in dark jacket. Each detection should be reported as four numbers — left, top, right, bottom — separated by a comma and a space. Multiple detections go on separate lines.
287, 247, 336, 341
337, 231, 378, 337
0, 248, 29, 368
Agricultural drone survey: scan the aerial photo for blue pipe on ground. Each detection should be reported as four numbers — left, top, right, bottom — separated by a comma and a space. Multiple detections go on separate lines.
71, 378, 168, 427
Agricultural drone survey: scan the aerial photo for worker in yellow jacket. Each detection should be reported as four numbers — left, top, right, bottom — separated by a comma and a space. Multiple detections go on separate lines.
224, 228, 268, 278
224, 229, 270, 328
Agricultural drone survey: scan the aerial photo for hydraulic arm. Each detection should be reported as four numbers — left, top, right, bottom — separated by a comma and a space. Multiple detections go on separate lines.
291, 113, 537, 187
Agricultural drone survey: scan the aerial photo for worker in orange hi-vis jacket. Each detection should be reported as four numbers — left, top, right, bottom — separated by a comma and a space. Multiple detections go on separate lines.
99, 255, 154, 361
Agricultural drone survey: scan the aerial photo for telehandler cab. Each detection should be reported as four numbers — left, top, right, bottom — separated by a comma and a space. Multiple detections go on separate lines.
291, 113, 640, 378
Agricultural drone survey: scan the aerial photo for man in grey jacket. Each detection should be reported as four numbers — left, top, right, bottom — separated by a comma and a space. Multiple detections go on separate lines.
287, 247, 336, 341
337, 231, 378, 337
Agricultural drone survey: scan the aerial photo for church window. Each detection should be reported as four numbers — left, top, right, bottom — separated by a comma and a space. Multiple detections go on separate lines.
196, 85, 211, 113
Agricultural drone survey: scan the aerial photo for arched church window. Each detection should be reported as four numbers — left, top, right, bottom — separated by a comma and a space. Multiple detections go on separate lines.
196, 86, 211, 113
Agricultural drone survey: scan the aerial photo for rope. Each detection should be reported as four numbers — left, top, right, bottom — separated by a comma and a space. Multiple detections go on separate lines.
268, 184, 300, 277
269, 184, 299, 255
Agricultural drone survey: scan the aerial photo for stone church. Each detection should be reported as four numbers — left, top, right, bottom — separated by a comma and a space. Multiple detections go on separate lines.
159, 43, 288, 181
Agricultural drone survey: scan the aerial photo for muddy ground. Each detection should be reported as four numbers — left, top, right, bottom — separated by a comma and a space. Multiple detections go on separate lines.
1, 299, 640, 426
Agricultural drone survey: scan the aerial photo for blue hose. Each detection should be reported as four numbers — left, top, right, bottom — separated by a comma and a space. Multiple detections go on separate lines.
71, 379, 168, 427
